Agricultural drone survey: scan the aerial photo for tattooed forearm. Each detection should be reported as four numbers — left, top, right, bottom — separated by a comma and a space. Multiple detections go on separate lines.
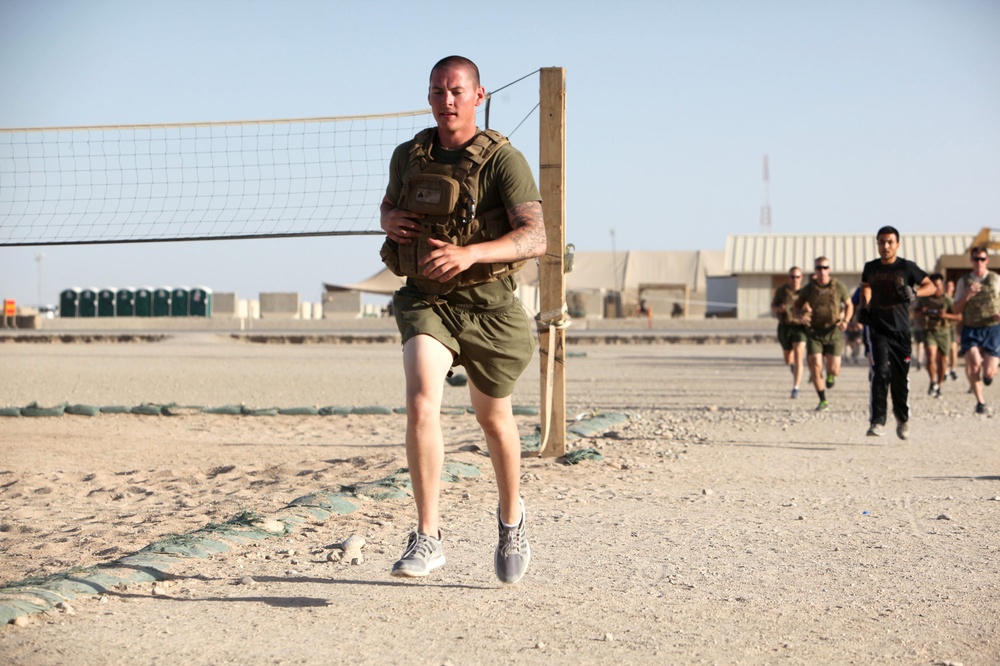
507, 201, 547, 260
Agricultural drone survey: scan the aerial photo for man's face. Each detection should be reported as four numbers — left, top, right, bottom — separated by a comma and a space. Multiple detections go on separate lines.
788, 269, 803, 288
814, 261, 831, 284
428, 65, 484, 139
971, 252, 989, 272
876, 233, 899, 262
933, 279, 945, 296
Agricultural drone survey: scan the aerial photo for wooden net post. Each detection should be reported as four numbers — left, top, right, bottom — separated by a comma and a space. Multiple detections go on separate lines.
536, 67, 567, 458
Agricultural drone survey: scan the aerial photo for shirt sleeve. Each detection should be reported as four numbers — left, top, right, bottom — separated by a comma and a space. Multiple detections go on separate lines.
384, 142, 410, 205
909, 261, 929, 286
491, 145, 541, 209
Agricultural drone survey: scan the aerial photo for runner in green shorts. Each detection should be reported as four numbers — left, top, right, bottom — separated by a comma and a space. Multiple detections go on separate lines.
917, 273, 962, 399
771, 267, 808, 399
394, 277, 535, 399
794, 256, 853, 411
378, 56, 547, 584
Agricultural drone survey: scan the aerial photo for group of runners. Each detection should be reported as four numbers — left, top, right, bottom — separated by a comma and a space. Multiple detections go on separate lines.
772, 228, 1000, 438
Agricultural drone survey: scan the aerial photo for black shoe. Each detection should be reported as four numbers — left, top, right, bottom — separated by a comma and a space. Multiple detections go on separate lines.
975, 402, 987, 415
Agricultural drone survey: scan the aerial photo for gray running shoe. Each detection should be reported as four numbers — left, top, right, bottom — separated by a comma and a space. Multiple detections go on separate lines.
866, 423, 885, 437
495, 498, 531, 584
390, 530, 445, 578
896, 421, 909, 440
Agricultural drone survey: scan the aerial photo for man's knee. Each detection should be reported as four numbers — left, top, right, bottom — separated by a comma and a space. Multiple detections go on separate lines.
473, 407, 513, 437
871, 359, 891, 382
406, 390, 442, 422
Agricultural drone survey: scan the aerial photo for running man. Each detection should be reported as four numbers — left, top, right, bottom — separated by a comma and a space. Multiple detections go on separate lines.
916, 273, 961, 398
952, 247, 1000, 415
794, 257, 853, 411
856, 226, 933, 439
379, 56, 546, 582
771, 267, 808, 398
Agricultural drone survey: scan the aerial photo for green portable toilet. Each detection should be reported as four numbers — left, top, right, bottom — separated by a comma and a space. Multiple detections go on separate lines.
59, 288, 80, 318
98, 288, 117, 317
79, 288, 98, 317
135, 287, 153, 317
171, 286, 190, 317
190, 286, 212, 317
116, 287, 136, 317
152, 287, 172, 317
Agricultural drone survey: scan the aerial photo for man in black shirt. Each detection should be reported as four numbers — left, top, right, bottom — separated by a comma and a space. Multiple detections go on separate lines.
856, 226, 934, 440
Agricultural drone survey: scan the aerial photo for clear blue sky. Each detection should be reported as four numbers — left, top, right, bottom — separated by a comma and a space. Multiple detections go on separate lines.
1, 0, 998, 307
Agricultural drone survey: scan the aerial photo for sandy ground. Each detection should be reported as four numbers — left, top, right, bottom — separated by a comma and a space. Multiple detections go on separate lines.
0, 334, 998, 665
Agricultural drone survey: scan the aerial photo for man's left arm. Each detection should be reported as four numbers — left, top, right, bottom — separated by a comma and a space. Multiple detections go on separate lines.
839, 284, 853, 331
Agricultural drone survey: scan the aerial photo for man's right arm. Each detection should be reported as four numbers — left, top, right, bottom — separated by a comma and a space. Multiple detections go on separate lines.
851, 283, 872, 326
771, 288, 784, 317
380, 197, 423, 245
952, 279, 971, 315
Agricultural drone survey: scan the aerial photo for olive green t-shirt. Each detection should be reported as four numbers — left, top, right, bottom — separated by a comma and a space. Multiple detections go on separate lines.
385, 130, 541, 217
385, 129, 541, 305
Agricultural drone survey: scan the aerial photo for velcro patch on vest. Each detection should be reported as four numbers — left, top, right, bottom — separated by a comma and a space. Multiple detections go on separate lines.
406, 174, 459, 215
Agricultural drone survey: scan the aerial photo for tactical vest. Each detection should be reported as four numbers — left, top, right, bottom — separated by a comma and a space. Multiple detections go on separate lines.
962, 272, 1000, 328
808, 279, 842, 329
775, 285, 804, 325
379, 128, 526, 295
921, 294, 950, 331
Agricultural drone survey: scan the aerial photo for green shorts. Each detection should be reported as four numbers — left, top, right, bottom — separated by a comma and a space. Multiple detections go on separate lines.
393, 276, 535, 399
925, 327, 952, 354
777, 323, 807, 351
807, 326, 844, 357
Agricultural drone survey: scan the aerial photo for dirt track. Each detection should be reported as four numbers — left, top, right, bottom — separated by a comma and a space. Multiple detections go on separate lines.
1, 336, 997, 665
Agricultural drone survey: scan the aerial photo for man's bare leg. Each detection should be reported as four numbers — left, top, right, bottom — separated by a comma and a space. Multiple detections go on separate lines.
966, 346, 985, 406
826, 353, 842, 384
468, 383, 522, 526
791, 342, 805, 389
402, 334, 453, 537
809, 354, 824, 394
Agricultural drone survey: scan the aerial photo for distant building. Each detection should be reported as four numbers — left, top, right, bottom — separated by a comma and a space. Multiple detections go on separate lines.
724, 233, 972, 319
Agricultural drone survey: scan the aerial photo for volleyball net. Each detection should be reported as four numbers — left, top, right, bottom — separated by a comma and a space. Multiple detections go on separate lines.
0, 69, 542, 247
0, 110, 433, 246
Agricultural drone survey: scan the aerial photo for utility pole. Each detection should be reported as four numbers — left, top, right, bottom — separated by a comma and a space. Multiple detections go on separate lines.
610, 229, 618, 290
35, 253, 45, 308
760, 155, 772, 232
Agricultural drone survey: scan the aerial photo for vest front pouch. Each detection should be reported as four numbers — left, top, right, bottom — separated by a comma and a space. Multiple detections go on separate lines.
405, 173, 460, 216
381, 128, 524, 294
379, 238, 404, 277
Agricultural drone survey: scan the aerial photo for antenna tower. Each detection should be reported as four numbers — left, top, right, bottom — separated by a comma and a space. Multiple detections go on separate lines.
759, 154, 772, 232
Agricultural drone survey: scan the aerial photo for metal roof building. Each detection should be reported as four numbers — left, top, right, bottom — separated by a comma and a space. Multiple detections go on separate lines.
724, 233, 975, 319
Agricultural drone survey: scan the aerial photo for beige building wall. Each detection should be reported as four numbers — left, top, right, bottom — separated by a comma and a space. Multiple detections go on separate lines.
259, 292, 300, 319
322, 290, 362, 318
